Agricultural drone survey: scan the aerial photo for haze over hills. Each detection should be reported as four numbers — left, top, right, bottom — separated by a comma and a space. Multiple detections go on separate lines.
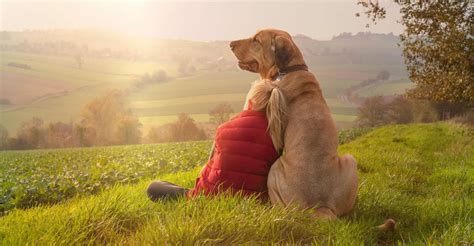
0, 30, 411, 133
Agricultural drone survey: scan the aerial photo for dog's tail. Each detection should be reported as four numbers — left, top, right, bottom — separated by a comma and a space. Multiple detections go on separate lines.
246, 79, 288, 152
377, 218, 396, 231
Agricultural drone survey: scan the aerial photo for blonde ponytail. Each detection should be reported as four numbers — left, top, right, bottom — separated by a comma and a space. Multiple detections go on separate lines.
246, 80, 288, 152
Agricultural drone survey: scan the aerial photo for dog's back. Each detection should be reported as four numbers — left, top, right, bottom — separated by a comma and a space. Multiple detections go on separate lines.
268, 70, 358, 217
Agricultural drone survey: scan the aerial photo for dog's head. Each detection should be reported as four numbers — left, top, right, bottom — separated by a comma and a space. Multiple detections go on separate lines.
230, 29, 305, 79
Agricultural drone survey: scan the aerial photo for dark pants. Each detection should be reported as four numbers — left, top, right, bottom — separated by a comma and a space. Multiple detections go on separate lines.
146, 180, 189, 201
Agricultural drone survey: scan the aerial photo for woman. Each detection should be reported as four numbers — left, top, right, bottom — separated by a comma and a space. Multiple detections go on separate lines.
147, 79, 287, 202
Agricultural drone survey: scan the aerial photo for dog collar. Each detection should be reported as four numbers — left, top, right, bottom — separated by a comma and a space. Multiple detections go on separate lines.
275, 64, 308, 81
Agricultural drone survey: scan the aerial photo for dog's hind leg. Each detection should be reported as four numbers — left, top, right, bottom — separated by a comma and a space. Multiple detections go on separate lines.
267, 158, 294, 206
313, 207, 337, 220
333, 154, 358, 216
267, 158, 286, 205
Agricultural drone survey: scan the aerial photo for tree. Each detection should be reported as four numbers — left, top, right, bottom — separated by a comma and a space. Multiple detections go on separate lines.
74, 53, 83, 69
140, 70, 168, 84
176, 56, 196, 77
115, 116, 142, 145
376, 70, 390, 81
386, 96, 413, 124
146, 126, 162, 143
412, 100, 438, 123
146, 114, 207, 143
146, 125, 172, 143
152, 69, 168, 82
16, 117, 45, 149
73, 123, 89, 147
0, 124, 8, 150
80, 90, 141, 146
356, 96, 388, 127
358, 1, 474, 107
169, 113, 207, 141
209, 103, 234, 125
45, 122, 73, 148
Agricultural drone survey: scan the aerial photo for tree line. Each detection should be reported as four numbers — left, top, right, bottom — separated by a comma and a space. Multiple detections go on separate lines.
0, 92, 237, 150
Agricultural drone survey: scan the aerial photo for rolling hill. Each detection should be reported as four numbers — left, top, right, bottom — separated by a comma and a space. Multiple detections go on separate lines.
0, 30, 413, 133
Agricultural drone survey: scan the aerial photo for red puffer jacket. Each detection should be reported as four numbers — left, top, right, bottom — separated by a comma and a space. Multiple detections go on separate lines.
187, 110, 279, 200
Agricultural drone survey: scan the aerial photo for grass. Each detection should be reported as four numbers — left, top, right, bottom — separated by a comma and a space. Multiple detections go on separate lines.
1, 51, 392, 133
357, 81, 413, 97
127, 72, 359, 126
0, 123, 472, 244
0, 51, 173, 132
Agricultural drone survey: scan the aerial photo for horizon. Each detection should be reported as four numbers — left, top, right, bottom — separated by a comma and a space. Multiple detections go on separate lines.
0, 28, 401, 42
0, 0, 403, 41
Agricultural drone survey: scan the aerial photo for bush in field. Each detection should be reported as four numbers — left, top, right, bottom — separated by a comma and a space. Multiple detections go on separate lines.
16, 117, 46, 149
44, 122, 74, 148
338, 127, 373, 145
0, 124, 8, 150
146, 125, 172, 143
356, 96, 387, 127
7, 62, 32, 70
357, 95, 438, 127
452, 109, 474, 126
209, 103, 234, 126
115, 116, 142, 145
0, 98, 11, 105
412, 100, 439, 123
147, 114, 207, 143
141, 70, 168, 84
170, 114, 207, 141
386, 96, 414, 124
80, 90, 142, 146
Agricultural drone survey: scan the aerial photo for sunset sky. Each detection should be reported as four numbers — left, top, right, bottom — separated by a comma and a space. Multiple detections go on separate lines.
0, 0, 403, 41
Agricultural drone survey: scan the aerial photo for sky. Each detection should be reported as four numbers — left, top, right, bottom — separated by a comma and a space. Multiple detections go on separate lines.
0, 0, 404, 41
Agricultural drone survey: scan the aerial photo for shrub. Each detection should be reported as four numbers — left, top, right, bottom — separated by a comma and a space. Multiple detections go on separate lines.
209, 103, 234, 126
7, 62, 32, 70
338, 127, 374, 145
147, 114, 207, 143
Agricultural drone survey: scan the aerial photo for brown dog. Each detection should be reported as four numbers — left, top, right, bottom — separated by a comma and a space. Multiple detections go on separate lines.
230, 29, 358, 219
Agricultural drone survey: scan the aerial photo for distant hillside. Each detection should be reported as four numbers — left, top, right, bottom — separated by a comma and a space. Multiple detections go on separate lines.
0, 30, 411, 133
0, 30, 404, 67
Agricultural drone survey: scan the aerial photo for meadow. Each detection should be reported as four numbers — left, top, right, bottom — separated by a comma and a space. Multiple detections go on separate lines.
0, 123, 472, 244
0, 51, 174, 131
1, 47, 411, 133
356, 79, 413, 97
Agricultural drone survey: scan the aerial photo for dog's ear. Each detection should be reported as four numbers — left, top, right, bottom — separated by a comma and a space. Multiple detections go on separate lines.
273, 36, 294, 69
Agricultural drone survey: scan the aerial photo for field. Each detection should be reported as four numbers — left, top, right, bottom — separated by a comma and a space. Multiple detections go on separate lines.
0, 123, 472, 244
1, 46, 410, 134
0, 141, 211, 215
356, 79, 413, 97
0, 51, 175, 132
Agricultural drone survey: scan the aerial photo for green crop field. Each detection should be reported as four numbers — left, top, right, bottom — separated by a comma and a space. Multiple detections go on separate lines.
0, 141, 212, 215
0, 123, 472, 244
